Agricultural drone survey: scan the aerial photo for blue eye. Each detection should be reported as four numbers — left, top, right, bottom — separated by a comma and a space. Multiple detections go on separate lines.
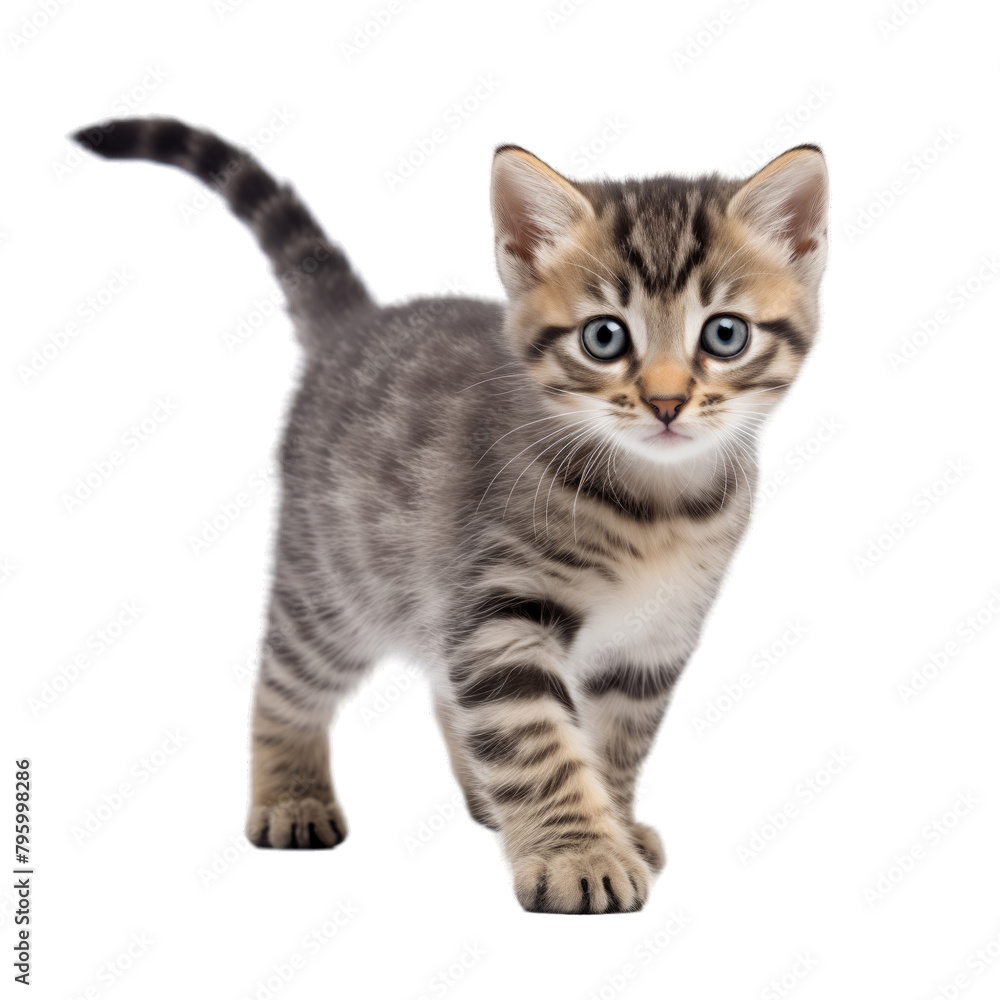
700, 314, 749, 358
581, 317, 630, 360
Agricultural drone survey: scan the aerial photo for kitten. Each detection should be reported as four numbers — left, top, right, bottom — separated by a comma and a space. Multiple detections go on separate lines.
73, 117, 828, 914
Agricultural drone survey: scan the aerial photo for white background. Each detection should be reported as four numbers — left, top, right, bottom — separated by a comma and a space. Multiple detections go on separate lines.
3, 0, 999, 997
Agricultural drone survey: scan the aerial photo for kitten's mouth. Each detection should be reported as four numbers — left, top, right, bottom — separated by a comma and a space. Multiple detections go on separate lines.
649, 426, 691, 445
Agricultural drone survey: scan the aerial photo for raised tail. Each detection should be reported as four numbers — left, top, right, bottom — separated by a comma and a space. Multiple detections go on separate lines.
72, 116, 373, 345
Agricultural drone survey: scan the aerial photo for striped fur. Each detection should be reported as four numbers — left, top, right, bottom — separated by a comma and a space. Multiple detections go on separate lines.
74, 118, 828, 913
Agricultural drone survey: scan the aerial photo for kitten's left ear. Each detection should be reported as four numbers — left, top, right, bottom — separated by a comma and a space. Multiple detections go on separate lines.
490, 145, 595, 296
728, 145, 829, 278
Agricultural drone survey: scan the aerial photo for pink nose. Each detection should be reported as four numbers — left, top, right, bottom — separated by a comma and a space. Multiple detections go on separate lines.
647, 396, 687, 424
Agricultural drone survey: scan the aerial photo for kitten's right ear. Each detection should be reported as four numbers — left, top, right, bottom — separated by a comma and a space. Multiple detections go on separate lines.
490, 145, 594, 296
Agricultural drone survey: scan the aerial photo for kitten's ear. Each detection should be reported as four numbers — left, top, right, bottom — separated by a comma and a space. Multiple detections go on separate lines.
490, 145, 595, 296
728, 145, 829, 277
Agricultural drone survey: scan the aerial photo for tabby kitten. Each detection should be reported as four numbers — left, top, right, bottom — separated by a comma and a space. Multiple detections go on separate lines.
74, 117, 828, 914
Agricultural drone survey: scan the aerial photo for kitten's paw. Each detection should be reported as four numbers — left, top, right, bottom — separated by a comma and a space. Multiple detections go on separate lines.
630, 822, 666, 872
513, 839, 653, 914
246, 796, 347, 850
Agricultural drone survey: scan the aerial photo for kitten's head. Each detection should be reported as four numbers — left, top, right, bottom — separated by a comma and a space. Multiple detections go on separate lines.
490, 144, 828, 466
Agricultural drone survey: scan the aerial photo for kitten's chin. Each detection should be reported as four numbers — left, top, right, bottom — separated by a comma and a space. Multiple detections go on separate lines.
619, 425, 715, 466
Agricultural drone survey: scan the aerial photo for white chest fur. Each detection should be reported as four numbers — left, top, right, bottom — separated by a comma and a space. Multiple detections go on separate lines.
567, 520, 740, 673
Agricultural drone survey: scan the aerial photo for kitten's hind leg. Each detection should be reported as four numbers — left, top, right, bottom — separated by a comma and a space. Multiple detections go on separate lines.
245, 587, 368, 850
247, 707, 346, 849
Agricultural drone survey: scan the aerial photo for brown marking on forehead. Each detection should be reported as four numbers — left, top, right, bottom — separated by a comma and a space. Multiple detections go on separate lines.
702, 216, 806, 321
522, 269, 579, 329
520, 216, 616, 324
740, 270, 801, 319
524, 207, 637, 313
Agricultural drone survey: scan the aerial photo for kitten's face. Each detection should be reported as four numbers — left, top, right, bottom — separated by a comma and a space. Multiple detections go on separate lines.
491, 147, 828, 468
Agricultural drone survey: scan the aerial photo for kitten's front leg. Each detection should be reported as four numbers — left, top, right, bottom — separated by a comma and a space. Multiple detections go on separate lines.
443, 600, 656, 914
578, 662, 683, 873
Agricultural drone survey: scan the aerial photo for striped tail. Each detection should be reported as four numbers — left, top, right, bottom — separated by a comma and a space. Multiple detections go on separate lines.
72, 117, 373, 347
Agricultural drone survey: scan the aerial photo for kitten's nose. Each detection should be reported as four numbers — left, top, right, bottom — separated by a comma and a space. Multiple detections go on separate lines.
647, 396, 687, 425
